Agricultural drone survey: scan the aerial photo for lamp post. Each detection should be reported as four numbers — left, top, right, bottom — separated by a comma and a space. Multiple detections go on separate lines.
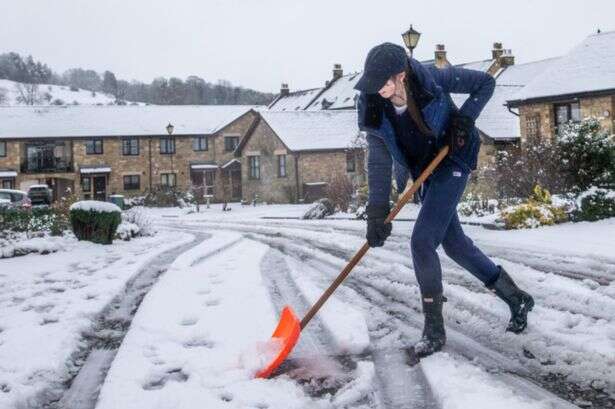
401, 25, 421, 56
166, 122, 174, 135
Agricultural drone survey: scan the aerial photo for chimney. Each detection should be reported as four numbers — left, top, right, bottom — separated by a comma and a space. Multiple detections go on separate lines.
280, 83, 289, 96
434, 44, 447, 68
500, 48, 515, 67
492, 42, 504, 60
332, 64, 343, 81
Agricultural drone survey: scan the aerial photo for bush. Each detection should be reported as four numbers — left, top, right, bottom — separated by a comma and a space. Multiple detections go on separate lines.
144, 185, 191, 207
325, 173, 354, 212
302, 198, 335, 220
122, 207, 156, 236
69, 201, 121, 244
573, 187, 615, 221
558, 118, 615, 192
0, 207, 58, 233
500, 185, 568, 229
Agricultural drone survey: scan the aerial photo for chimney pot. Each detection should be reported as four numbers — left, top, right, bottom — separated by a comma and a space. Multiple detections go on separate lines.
280, 83, 289, 96
332, 64, 343, 81
492, 42, 505, 60
434, 44, 447, 68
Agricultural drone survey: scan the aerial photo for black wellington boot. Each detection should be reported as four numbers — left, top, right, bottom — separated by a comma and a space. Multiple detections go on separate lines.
414, 294, 446, 358
488, 267, 535, 334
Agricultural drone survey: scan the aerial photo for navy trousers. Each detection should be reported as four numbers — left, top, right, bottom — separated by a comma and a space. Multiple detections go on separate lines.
411, 158, 499, 296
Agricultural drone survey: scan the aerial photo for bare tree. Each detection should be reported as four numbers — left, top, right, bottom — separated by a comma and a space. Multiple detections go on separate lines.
14, 83, 41, 105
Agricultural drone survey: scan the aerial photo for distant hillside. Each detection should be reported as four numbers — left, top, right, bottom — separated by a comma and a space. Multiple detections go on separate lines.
0, 51, 275, 106
0, 79, 140, 106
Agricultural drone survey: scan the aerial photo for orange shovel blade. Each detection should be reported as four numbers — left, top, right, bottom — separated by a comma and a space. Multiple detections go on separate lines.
255, 306, 301, 378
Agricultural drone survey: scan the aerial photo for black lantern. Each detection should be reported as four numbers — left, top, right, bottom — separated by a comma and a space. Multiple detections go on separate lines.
401, 25, 421, 55
166, 122, 174, 135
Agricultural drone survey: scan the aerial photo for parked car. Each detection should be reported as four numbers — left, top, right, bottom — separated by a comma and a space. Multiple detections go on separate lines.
0, 189, 32, 209
27, 184, 53, 205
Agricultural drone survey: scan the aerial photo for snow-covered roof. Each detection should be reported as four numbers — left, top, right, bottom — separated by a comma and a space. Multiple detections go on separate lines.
0, 105, 258, 139
0, 170, 17, 177
267, 88, 323, 111
307, 73, 361, 111
258, 110, 359, 151
455, 59, 495, 72
452, 58, 557, 140
509, 30, 615, 104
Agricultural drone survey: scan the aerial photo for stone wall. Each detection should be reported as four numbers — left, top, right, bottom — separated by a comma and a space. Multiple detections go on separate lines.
240, 119, 298, 203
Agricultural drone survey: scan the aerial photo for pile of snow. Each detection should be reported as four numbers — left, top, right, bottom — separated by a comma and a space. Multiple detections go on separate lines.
0, 79, 122, 106
115, 222, 140, 241
69, 200, 121, 213
0, 233, 69, 258
122, 207, 157, 237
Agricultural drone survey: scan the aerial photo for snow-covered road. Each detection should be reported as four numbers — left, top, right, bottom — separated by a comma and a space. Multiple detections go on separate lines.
91, 206, 614, 409
3, 204, 613, 409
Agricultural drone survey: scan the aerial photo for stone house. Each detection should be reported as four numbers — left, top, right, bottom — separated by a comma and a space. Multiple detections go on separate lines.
234, 110, 365, 203
507, 30, 615, 141
0, 105, 258, 202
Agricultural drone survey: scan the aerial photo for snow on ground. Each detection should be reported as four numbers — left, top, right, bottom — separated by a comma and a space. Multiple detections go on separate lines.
0, 79, 121, 106
95, 231, 330, 409
0, 230, 193, 408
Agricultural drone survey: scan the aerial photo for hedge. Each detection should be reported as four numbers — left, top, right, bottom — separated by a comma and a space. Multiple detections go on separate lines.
69, 201, 121, 244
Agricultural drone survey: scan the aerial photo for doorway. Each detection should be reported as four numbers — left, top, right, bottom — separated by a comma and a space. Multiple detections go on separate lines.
93, 176, 107, 201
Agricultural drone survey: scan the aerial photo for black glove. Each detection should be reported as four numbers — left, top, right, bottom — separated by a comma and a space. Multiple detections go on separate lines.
366, 203, 392, 247
445, 113, 474, 154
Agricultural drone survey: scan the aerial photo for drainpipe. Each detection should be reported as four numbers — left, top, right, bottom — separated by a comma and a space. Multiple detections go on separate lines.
294, 152, 300, 203
507, 104, 519, 117
148, 137, 153, 191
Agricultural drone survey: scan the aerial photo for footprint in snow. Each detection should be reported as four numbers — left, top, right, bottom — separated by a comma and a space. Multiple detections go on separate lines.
183, 336, 214, 349
210, 278, 224, 285
40, 316, 59, 325
197, 288, 211, 295
142, 367, 189, 390
204, 298, 221, 307
219, 392, 233, 402
179, 316, 199, 326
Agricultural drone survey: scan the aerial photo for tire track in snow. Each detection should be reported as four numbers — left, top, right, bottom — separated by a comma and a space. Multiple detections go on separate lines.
165, 221, 615, 407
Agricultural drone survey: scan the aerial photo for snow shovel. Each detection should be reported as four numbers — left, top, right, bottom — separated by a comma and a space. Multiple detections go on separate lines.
255, 146, 450, 378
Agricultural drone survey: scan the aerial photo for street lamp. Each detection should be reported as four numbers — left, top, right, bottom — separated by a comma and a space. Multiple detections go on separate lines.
166, 122, 174, 135
401, 25, 421, 56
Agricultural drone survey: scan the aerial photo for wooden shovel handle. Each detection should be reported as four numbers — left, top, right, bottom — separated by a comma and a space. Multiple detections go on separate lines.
299, 146, 450, 330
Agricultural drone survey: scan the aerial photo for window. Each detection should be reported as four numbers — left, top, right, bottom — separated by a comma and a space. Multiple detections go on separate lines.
277, 154, 287, 178
224, 136, 240, 152
192, 136, 208, 151
2, 179, 13, 189
248, 155, 260, 180
0, 141, 6, 157
81, 176, 91, 192
555, 102, 581, 134
160, 137, 175, 154
161, 173, 176, 187
346, 151, 356, 172
123, 175, 140, 190
85, 138, 103, 155
122, 137, 139, 155
525, 114, 541, 139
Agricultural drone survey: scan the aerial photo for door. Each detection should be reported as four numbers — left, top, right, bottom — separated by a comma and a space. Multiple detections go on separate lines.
231, 169, 242, 200
93, 176, 107, 201
204, 171, 215, 196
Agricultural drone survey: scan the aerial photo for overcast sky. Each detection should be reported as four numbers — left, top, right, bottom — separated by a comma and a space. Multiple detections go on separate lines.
2, 0, 614, 94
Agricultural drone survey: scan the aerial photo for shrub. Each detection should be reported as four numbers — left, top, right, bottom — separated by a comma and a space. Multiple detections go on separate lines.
144, 185, 191, 207
558, 118, 615, 192
573, 187, 615, 221
122, 207, 156, 236
302, 198, 335, 220
0, 207, 57, 233
325, 173, 354, 212
500, 185, 568, 229
69, 201, 121, 244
